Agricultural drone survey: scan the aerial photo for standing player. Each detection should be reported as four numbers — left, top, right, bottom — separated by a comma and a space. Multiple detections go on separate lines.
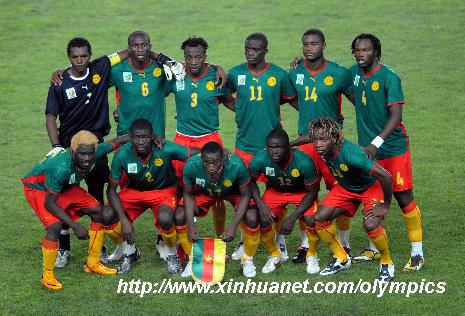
22, 131, 130, 290
107, 119, 199, 275
227, 33, 295, 260
349, 34, 424, 271
249, 128, 320, 275
288, 29, 354, 262
175, 142, 254, 277
45, 37, 129, 268
308, 118, 395, 282
168, 36, 235, 238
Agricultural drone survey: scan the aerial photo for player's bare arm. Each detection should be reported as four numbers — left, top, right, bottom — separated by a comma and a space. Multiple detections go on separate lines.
364, 104, 403, 160
364, 163, 392, 220
44, 192, 89, 240
290, 134, 310, 147
280, 183, 318, 235
106, 181, 134, 244
221, 183, 252, 242
220, 94, 236, 112
183, 185, 199, 242
250, 180, 274, 227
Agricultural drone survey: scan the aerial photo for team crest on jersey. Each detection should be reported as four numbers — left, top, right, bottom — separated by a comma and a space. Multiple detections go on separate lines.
68, 173, 76, 184
123, 72, 133, 83
354, 75, 360, 86
238, 75, 246, 86
154, 158, 163, 167
324, 76, 334, 86
291, 169, 300, 177
92, 74, 101, 85
371, 81, 379, 91
153, 67, 162, 77
128, 163, 138, 173
206, 81, 215, 91
265, 167, 275, 176
176, 80, 185, 91
339, 164, 349, 172
223, 179, 232, 187
65, 87, 77, 99
195, 178, 206, 187
296, 74, 304, 85
267, 76, 276, 87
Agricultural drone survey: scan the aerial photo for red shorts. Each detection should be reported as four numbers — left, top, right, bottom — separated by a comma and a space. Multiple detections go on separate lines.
118, 187, 177, 224
262, 188, 318, 217
234, 148, 268, 183
297, 143, 337, 191
377, 149, 413, 192
320, 181, 384, 217
23, 185, 99, 229
179, 193, 241, 218
173, 131, 223, 185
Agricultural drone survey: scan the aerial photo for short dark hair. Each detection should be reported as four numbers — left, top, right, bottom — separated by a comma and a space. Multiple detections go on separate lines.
246, 32, 268, 49
128, 31, 150, 45
302, 28, 325, 43
266, 127, 289, 146
181, 36, 209, 52
130, 118, 153, 134
351, 33, 381, 59
201, 141, 223, 156
67, 37, 92, 56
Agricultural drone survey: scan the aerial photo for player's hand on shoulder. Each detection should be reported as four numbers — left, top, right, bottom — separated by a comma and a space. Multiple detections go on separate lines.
152, 134, 165, 149
46, 145, 65, 158
156, 53, 186, 81
214, 66, 227, 90
290, 56, 304, 69
51, 69, 65, 86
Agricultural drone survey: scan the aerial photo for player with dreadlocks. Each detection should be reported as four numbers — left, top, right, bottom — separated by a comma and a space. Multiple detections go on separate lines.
308, 117, 395, 282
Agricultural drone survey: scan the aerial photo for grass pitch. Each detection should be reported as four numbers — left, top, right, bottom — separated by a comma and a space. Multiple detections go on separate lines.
0, 0, 464, 314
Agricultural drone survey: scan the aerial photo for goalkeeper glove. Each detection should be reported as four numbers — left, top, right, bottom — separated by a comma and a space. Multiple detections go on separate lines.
46, 144, 65, 158
156, 53, 186, 81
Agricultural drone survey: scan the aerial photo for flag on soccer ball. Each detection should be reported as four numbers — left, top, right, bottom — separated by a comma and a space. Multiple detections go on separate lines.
191, 238, 226, 285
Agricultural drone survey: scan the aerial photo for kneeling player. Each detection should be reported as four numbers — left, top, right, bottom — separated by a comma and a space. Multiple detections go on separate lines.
22, 131, 129, 290
309, 118, 395, 282
249, 128, 320, 275
107, 119, 198, 275
176, 142, 253, 277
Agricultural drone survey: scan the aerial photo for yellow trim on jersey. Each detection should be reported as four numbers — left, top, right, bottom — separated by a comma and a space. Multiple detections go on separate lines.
107, 53, 122, 67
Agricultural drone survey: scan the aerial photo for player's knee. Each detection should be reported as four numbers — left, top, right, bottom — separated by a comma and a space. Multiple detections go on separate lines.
303, 215, 315, 228
244, 207, 259, 229
314, 206, 331, 222
363, 217, 380, 232
101, 206, 117, 225
174, 206, 186, 226
158, 207, 174, 230
394, 190, 414, 208
46, 222, 62, 240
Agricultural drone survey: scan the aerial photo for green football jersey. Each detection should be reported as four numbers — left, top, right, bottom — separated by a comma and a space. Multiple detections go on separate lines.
248, 148, 318, 193
183, 153, 250, 198
110, 141, 188, 191
349, 63, 408, 159
22, 143, 115, 193
322, 139, 376, 193
168, 65, 231, 136
227, 63, 295, 154
110, 58, 169, 137
289, 59, 352, 135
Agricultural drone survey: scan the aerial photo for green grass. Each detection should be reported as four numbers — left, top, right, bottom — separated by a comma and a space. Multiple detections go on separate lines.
1, 0, 464, 314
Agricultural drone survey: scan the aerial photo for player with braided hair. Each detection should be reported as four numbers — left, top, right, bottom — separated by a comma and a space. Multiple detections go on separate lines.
308, 117, 395, 282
